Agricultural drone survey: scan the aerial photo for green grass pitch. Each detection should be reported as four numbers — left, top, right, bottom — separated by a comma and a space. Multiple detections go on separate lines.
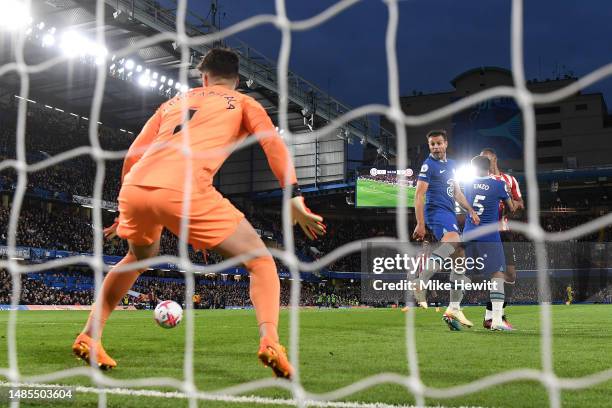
0, 306, 611, 407
356, 178, 416, 208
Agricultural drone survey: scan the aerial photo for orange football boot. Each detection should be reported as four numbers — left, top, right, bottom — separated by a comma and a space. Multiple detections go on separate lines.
72, 333, 117, 370
257, 337, 293, 379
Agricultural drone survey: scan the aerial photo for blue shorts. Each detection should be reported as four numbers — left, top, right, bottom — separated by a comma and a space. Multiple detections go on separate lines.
426, 211, 459, 241
463, 240, 506, 276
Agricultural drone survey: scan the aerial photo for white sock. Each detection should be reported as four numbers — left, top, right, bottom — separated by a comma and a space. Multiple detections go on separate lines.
490, 277, 505, 326
492, 301, 503, 325
449, 272, 470, 310
485, 308, 493, 320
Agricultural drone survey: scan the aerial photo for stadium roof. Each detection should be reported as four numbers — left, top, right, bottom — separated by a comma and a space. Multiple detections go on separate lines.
0, 0, 393, 153
450, 66, 513, 88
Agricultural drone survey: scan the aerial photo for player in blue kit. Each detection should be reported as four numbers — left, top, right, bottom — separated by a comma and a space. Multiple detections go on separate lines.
462, 155, 516, 331
412, 130, 480, 329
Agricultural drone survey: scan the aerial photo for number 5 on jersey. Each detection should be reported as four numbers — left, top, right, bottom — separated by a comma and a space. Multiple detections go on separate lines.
472, 194, 486, 215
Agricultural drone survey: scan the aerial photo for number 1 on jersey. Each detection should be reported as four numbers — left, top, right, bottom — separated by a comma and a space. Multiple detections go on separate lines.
172, 109, 198, 135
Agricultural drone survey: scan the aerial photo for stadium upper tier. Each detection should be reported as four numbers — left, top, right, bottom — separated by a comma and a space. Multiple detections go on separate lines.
0, 0, 398, 195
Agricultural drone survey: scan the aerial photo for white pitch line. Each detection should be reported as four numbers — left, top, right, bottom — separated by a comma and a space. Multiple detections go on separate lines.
0, 381, 486, 408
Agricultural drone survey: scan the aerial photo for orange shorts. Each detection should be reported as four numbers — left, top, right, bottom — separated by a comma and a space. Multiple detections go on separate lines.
116, 184, 244, 249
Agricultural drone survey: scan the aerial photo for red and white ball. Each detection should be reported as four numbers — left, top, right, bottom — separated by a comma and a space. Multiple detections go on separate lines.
154, 300, 183, 329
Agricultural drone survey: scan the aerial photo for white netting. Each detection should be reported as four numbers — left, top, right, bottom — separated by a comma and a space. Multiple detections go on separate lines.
2, 0, 612, 407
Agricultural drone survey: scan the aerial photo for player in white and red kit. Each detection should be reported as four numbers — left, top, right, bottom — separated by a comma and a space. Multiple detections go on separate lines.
480, 148, 524, 329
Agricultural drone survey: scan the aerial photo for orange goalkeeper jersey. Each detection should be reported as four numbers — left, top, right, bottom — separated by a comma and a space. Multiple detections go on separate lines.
122, 85, 297, 193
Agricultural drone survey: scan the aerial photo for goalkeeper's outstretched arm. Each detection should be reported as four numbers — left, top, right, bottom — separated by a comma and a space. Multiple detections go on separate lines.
243, 97, 325, 240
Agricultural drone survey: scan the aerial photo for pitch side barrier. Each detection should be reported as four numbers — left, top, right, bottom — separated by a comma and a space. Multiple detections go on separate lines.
0, 245, 322, 281
0, 305, 136, 311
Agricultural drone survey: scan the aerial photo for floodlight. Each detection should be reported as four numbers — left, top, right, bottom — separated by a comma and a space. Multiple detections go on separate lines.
138, 75, 150, 87
0, 1, 32, 31
42, 33, 55, 47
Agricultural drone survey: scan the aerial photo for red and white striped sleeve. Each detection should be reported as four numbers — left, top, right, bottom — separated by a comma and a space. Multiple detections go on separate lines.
509, 175, 522, 199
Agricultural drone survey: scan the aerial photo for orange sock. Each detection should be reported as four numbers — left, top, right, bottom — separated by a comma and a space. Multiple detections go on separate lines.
246, 256, 280, 342
83, 251, 145, 340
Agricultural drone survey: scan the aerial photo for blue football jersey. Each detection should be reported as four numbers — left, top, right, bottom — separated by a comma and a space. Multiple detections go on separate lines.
463, 176, 510, 241
417, 155, 457, 217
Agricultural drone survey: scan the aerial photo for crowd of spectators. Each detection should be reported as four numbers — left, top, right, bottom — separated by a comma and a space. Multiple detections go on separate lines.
0, 154, 124, 203
0, 203, 211, 264
0, 269, 94, 305
0, 269, 356, 307
588, 285, 612, 303
0, 100, 132, 202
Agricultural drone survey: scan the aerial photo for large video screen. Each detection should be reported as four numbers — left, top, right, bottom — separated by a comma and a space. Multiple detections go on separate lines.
355, 168, 417, 208
452, 97, 523, 160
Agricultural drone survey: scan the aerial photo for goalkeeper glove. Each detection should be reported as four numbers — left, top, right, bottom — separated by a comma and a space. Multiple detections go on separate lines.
103, 217, 119, 240
290, 196, 326, 240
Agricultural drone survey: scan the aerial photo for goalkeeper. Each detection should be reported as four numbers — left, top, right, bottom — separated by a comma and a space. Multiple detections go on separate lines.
72, 48, 325, 379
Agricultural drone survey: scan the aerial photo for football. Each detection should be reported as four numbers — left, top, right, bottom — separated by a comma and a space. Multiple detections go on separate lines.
154, 300, 183, 329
